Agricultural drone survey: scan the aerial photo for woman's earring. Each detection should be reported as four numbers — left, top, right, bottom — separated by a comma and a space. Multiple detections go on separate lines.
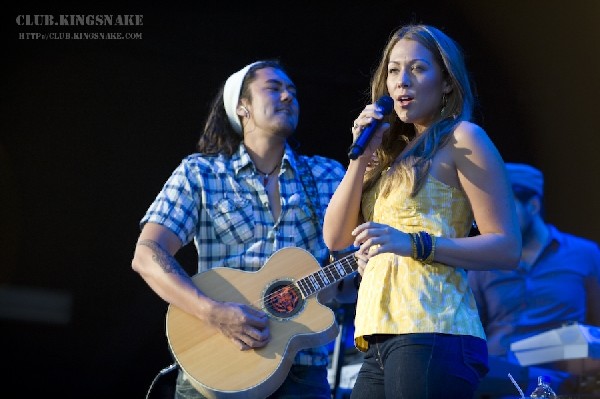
440, 93, 448, 116
240, 106, 250, 118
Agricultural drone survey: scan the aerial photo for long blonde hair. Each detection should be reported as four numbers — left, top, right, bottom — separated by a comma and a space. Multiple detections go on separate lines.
364, 24, 474, 197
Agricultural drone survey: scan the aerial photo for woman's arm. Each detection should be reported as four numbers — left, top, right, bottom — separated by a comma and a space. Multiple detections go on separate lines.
434, 121, 521, 270
323, 105, 389, 251
323, 158, 369, 251
351, 122, 521, 271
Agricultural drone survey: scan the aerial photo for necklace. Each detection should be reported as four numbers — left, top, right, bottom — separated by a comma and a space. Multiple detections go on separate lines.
255, 162, 280, 186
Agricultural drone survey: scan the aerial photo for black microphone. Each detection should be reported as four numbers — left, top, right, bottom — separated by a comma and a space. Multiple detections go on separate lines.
347, 95, 394, 160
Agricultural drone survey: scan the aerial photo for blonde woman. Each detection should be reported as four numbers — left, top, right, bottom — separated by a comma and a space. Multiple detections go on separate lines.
323, 25, 521, 398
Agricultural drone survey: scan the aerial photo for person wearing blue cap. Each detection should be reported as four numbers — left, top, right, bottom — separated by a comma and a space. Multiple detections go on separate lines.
469, 162, 600, 398
131, 60, 356, 399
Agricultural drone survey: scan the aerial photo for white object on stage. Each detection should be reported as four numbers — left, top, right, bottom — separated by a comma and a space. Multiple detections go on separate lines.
510, 323, 600, 366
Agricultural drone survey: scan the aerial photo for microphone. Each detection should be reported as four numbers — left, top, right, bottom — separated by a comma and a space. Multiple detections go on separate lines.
347, 95, 394, 160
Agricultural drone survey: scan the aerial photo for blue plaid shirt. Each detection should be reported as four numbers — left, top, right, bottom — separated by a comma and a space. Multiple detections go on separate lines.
141, 143, 346, 366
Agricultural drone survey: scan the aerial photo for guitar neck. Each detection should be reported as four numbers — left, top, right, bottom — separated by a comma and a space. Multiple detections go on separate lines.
295, 253, 357, 298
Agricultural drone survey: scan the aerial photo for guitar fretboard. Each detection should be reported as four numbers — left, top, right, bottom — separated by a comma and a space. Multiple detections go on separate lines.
295, 253, 357, 298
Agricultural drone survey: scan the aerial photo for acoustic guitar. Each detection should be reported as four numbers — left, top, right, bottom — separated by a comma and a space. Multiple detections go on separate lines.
166, 247, 358, 399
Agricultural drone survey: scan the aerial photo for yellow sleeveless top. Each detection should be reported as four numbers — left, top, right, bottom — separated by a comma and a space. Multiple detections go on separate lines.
354, 172, 486, 352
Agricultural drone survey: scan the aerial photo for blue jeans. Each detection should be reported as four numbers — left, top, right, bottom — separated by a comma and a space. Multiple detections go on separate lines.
350, 333, 489, 399
175, 365, 331, 399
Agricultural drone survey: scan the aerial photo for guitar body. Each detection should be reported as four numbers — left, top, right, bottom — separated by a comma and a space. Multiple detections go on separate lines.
166, 247, 340, 399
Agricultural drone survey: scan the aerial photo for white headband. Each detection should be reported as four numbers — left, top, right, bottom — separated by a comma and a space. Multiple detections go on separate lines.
223, 61, 261, 135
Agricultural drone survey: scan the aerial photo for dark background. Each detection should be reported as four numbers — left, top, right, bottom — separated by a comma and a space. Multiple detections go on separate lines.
1, 1, 599, 397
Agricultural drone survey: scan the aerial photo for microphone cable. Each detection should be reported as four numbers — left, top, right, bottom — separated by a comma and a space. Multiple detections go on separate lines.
145, 362, 178, 399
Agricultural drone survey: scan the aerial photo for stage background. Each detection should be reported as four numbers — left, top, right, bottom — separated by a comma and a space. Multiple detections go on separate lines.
2, 1, 599, 397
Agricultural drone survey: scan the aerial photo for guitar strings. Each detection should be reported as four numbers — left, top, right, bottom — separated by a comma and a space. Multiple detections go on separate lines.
248, 254, 355, 309
248, 253, 357, 311
258, 253, 356, 304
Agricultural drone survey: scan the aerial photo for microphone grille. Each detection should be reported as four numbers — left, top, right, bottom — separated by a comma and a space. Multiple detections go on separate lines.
376, 95, 394, 115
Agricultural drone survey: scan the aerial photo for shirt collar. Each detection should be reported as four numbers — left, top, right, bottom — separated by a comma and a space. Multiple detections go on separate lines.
231, 144, 252, 175
231, 142, 298, 176
545, 224, 562, 249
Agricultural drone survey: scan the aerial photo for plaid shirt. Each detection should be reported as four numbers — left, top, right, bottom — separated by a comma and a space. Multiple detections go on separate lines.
141, 143, 346, 366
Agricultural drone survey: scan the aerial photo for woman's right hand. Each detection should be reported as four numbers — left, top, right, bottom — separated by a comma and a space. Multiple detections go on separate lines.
351, 103, 391, 161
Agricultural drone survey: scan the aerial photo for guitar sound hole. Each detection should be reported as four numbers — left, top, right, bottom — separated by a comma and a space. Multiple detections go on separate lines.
263, 280, 304, 319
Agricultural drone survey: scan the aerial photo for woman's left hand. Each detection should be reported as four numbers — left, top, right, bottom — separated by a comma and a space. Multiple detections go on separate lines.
352, 221, 411, 261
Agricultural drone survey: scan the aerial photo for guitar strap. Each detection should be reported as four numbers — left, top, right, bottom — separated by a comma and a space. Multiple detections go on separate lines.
295, 154, 329, 263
